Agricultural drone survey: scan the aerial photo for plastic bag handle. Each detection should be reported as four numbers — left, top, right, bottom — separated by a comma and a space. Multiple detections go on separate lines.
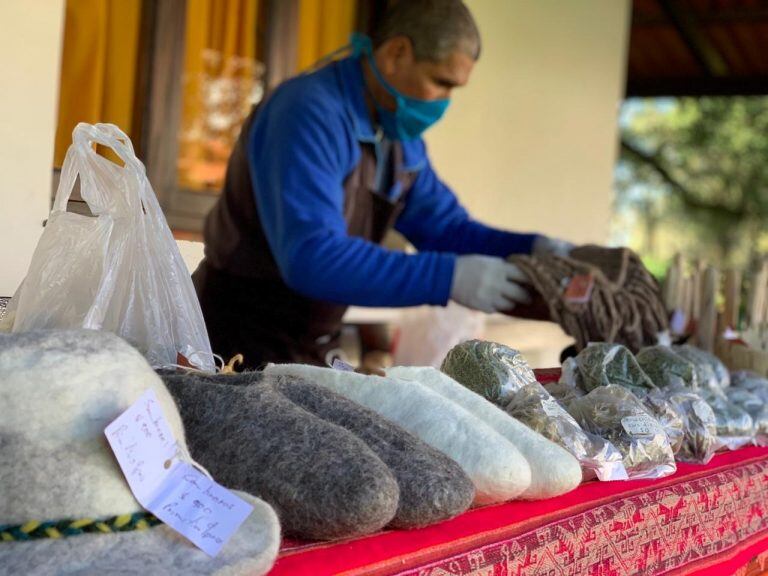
53, 123, 146, 214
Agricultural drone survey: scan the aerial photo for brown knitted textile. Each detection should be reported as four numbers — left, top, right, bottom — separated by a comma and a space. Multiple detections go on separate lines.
508, 246, 668, 352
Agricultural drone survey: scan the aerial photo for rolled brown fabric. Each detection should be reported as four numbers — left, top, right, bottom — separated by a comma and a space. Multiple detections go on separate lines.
507, 246, 668, 352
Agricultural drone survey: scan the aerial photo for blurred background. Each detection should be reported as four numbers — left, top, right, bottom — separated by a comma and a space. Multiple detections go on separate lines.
1, 0, 767, 365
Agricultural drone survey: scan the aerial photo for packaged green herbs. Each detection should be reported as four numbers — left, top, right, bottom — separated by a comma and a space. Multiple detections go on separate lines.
672, 345, 730, 390
662, 387, 718, 464
699, 389, 754, 450
441, 340, 537, 404
566, 384, 676, 479
564, 343, 655, 397
504, 382, 627, 481
636, 345, 697, 389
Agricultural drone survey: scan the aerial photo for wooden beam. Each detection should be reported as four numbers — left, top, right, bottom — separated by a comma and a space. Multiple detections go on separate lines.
626, 76, 768, 97
697, 266, 721, 352
633, 7, 768, 28
657, 0, 729, 77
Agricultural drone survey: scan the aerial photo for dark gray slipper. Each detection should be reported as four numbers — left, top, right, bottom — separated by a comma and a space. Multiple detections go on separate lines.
163, 374, 399, 540
268, 374, 475, 528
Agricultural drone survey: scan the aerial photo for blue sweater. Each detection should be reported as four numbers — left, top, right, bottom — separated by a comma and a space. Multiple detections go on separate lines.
246, 56, 537, 308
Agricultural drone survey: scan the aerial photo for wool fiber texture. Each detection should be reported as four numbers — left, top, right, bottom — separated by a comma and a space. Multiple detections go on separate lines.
163, 374, 400, 540
0, 493, 280, 576
0, 330, 185, 522
267, 374, 475, 527
263, 364, 532, 505
0, 329, 280, 576
388, 366, 582, 499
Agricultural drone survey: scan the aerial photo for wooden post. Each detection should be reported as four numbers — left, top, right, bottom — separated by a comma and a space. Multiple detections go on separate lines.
748, 260, 768, 328
732, 345, 753, 372
697, 266, 720, 352
723, 269, 742, 330
691, 261, 704, 325
751, 350, 768, 377
664, 253, 683, 311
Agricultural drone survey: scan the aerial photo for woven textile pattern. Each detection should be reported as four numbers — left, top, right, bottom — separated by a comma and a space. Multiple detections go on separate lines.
396, 459, 768, 575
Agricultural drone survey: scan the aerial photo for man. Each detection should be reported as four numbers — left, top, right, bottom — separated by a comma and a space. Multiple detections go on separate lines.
194, 0, 571, 368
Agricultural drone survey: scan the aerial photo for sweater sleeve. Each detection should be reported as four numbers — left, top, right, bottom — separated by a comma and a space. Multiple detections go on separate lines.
395, 148, 539, 257
247, 90, 456, 307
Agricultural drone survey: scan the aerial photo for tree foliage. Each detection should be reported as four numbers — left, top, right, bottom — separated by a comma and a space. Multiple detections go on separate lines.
618, 97, 768, 268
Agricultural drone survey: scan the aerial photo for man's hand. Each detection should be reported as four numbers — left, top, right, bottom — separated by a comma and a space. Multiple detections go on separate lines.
450, 255, 531, 313
533, 235, 574, 258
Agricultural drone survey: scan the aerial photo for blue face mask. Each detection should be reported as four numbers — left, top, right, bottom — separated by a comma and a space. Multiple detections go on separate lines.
350, 33, 450, 141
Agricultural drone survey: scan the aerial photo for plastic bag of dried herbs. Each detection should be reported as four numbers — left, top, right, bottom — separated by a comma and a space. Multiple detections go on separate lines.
725, 387, 768, 446
636, 345, 698, 389
546, 376, 586, 407
699, 389, 754, 450
731, 371, 768, 403
561, 346, 684, 455
660, 387, 719, 464
504, 382, 627, 481
641, 388, 685, 455
752, 405, 768, 446
672, 345, 730, 390
566, 384, 676, 479
441, 340, 537, 404
725, 387, 765, 417
563, 343, 655, 397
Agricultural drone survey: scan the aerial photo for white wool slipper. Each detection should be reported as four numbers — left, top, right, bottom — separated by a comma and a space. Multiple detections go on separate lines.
388, 366, 582, 500
264, 364, 531, 505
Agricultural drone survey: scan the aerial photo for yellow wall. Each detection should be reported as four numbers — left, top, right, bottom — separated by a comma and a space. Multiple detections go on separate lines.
0, 1, 65, 295
426, 0, 630, 245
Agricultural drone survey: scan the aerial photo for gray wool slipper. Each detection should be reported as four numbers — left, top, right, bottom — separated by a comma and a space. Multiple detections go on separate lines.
163, 375, 399, 540
267, 374, 475, 528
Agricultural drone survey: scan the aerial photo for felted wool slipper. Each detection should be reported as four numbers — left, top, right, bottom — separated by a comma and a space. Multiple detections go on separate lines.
162, 374, 400, 540
0, 330, 280, 576
387, 366, 582, 500
266, 374, 475, 528
263, 364, 532, 505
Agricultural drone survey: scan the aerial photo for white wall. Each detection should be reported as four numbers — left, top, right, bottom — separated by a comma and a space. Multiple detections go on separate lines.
426, 0, 630, 245
0, 1, 65, 295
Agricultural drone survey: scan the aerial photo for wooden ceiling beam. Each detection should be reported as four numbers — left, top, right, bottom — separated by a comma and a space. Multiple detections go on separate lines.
626, 76, 768, 97
657, 0, 730, 77
634, 7, 768, 28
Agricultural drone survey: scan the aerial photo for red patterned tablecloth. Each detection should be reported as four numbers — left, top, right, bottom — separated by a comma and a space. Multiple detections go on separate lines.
269, 369, 768, 576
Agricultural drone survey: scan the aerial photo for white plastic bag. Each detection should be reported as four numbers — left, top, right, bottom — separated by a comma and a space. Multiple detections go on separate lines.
5, 123, 214, 370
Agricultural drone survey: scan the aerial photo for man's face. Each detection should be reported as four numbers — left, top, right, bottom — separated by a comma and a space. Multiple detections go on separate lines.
372, 37, 475, 111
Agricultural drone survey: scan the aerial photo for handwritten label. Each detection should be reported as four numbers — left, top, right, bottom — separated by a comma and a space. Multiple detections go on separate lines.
331, 358, 355, 372
564, 274, 594, 304
105, 389, 253, 556
621, 414, 657, 437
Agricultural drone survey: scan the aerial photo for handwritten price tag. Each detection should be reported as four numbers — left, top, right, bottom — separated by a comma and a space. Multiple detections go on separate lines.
105, 389, 253, 557
621, 414, 658, 437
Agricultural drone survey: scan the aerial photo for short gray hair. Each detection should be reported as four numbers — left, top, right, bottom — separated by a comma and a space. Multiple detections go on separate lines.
372, 0, 481, 62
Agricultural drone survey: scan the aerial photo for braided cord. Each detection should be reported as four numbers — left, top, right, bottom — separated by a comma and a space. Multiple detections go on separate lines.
0, 512, 160, 542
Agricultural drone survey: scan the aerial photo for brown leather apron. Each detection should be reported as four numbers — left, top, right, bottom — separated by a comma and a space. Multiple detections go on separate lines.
193, 103, 418, 369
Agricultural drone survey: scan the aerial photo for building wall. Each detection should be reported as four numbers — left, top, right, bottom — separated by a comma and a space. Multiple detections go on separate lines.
0, 1, 65, 295
426, 0, 631, 245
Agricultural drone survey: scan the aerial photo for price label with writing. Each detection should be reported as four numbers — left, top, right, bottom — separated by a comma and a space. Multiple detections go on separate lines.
105, 389, 253, 557
621, 414, 658, 437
